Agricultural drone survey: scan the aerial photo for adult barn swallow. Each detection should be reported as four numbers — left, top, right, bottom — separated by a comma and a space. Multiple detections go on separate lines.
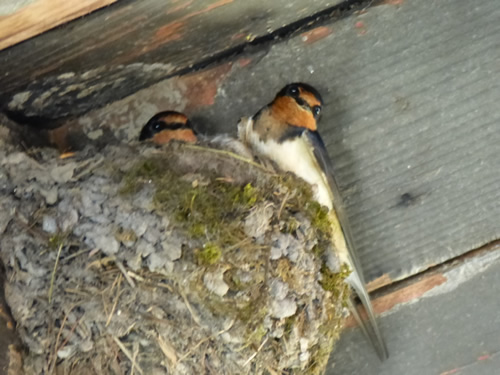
139, 111, 197, 144
238, 83, 388, 360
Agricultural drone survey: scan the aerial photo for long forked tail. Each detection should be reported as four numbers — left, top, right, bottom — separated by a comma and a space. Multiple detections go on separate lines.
346, 270, 389, 360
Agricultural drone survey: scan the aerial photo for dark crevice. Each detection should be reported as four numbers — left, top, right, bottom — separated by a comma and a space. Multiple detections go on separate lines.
370, 238, 500, 298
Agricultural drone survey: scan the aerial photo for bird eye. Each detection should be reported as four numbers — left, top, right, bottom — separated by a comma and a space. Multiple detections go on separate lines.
289, 86, 299, 97
313, 106, 321, 117
153, 122, 161, 130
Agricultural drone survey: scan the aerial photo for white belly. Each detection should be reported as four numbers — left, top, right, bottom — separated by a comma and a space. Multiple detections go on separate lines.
248, 130, 333, 210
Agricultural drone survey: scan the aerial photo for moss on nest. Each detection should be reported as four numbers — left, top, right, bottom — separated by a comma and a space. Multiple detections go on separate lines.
121, 155, 334, 255
320, 264, 351, 295
1, 140, 353, 375
195, 243, 222, 265
47, 231, 70, 251
121, 157, 264, 250
115, 144, 350, 374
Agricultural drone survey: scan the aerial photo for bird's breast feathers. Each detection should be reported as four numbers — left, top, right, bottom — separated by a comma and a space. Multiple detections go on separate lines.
240, 117, 333, 210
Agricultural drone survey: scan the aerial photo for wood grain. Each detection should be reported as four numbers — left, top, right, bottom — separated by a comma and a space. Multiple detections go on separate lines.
0, 0, 344, 123
73, 0, 500, 285
0, 0, 117, 51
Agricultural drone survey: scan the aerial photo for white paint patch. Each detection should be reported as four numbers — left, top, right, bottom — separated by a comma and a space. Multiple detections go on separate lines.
8, 91, 32, 109
57, 72, 76, 80
81, 68, 103, 80
87, 129, 103, 140
58, 83, 86, 97
136, 62, 175, 74
32, 87, 59, 109
76, 82, 109, 99
111, 77, 126, 87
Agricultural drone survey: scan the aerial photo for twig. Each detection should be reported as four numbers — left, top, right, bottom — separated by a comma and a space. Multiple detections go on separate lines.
156, 334, 178, 366
48, 304, 78, 374
131, 342, 139, 375
62, 247, 93, 262
101, 290, 110, 317
224, 237, 251, 253
109, 272, 121, 292
115, 260, 136, 288
154, 282, 174, 292
179, 289, 202, 327
189, 193, 197, 215
183, 144, 270, 171
243, 336, 269, 367
48, 243, 64, 304
59, 152, 75, 159
57, 317, 82, 356
112, 336, 144, 375
48, 311, 68, 374
127, 270, 145, 282
106, 273, 123, 327
265, 366, 280, 375
127, 271, 175, 292
178, 319, 235, 363
277, 191, 290, 220
72, 158, 104, 180
14, 212, 49, 242
63, 288, 91, 297
101, 272, 120, 317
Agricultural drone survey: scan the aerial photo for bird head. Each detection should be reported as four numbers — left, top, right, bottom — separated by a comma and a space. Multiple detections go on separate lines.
139, 111, 197, 144
270, 83, 323, 131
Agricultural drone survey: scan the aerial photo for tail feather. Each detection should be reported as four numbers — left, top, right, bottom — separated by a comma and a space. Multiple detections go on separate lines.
346, 271, 389, 360
323, 201, 389, 360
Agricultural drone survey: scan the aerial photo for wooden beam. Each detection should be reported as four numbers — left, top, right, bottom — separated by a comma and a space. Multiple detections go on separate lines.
70, 0, 500, 284
0, 0, 118, 51
347, 240, 500, 327
0, 0, 345, 125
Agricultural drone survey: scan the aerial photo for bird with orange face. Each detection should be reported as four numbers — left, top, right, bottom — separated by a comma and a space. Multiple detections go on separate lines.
139, 111, 197, 144
139, 110, 255, 160
239, 82, 388, 360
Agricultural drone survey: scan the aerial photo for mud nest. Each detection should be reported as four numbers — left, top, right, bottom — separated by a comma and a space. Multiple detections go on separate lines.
0, 136, 349, 375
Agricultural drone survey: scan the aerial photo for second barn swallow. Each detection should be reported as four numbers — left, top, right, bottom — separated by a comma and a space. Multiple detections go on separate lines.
238, 82, 388, 359
139, 110, 255, 160
139, 111, 197, 144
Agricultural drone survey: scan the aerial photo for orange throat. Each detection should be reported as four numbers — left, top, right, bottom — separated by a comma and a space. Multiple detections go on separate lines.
270, 96, 317, 131
152, 129, 197, 145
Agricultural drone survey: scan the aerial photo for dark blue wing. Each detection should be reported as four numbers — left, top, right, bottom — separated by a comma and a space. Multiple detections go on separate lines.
305, 130, 389, 359
303, 130, 367, 284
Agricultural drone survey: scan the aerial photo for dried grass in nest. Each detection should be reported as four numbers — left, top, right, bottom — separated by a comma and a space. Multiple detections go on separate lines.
0, 141, 350, 375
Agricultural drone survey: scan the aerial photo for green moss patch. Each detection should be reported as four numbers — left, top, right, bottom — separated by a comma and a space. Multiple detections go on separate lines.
121, 157, 263, 251
195, 243, 222, 265
119, 148, 351, 374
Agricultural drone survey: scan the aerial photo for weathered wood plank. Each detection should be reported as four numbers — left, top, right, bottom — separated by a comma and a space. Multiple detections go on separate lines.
0, 0, 343, 123
329, 244, 500, 374
0, 0, 118, 50
71, 0, 500, 284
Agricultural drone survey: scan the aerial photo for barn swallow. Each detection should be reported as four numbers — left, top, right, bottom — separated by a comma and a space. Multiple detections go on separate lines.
139, 111, 197, 144
238, 83, 388, 360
